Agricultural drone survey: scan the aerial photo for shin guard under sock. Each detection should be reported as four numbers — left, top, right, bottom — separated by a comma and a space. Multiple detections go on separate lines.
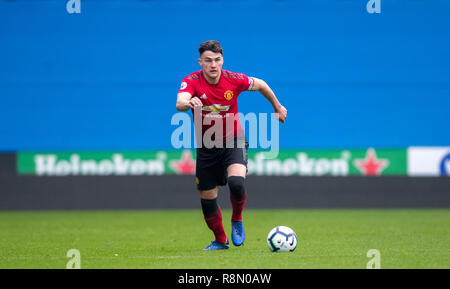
201, 198, 227, 244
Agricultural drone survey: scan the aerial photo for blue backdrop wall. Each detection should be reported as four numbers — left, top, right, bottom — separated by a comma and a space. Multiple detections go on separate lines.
1, 0, 449, 150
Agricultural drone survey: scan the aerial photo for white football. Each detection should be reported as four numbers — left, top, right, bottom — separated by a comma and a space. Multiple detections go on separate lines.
267, 226, 298, 252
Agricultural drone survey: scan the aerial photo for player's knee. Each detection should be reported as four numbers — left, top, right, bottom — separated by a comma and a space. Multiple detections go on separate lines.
200, 188, 218, 200
228, 176, 245, 201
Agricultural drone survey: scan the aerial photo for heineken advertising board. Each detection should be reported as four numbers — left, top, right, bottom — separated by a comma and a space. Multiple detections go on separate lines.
17, 148, 407, 176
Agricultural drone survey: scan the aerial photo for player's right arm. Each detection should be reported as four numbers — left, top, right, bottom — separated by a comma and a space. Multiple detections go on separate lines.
176, 91, 193, 111
176, 77, 203, 111
176, 92, 202, 111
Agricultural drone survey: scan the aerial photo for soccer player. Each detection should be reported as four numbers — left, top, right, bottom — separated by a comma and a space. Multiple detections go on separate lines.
176, 40, 287, 250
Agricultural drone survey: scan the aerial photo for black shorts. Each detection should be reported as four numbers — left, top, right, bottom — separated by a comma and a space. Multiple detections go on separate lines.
195, 138, 249, 191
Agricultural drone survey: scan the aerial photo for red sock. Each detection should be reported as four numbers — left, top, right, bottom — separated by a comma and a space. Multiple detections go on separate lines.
204, 206, 227, 244
230, 192, 246, 222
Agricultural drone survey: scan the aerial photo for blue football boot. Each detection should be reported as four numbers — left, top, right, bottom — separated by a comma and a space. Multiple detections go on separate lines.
231, 221, 245, 246
203, 240, 229, 251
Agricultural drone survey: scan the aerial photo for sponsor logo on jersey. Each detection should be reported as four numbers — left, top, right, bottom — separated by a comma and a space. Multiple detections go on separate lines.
200, 94, 207, 100
224, 90, 234, 100
202, 104, 230, 112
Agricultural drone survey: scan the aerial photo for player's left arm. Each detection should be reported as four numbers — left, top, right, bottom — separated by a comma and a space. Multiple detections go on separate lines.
248, 77, 287, 123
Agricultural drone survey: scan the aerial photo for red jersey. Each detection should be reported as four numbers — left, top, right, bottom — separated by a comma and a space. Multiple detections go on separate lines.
178, 69, 254, 144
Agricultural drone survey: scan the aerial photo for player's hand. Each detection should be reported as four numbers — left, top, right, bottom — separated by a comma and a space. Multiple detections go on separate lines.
275, 105, 287, 123
188, 97, 203, 109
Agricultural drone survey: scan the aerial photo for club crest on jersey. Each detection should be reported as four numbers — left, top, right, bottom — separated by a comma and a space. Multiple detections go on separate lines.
224, 90, 234, 100
180, 82, 187, 90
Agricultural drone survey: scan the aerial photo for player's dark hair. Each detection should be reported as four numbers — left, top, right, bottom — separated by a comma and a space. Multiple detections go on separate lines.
199, 40, 223, 56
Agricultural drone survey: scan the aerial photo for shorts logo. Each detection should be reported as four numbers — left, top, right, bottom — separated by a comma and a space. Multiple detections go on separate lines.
224, 90, 234, 100
180, 82, 187, 90
195, 177, 200, 184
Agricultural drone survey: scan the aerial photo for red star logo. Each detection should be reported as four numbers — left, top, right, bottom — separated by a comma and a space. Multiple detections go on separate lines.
170, 150, 196, 175
353, 148, 389, 176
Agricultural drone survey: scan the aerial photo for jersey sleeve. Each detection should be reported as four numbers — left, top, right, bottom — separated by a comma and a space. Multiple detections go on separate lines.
178, 76, 195, 96
237, 73, 255, 93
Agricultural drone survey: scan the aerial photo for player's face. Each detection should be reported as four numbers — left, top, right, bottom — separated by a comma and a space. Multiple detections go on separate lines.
199, 51, 223, 79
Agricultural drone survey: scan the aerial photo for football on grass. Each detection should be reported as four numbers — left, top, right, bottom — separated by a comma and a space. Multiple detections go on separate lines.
267, 226, 298, 252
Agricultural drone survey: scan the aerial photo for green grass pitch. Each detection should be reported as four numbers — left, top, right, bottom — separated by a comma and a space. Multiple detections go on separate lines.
0, 209, 449, 269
